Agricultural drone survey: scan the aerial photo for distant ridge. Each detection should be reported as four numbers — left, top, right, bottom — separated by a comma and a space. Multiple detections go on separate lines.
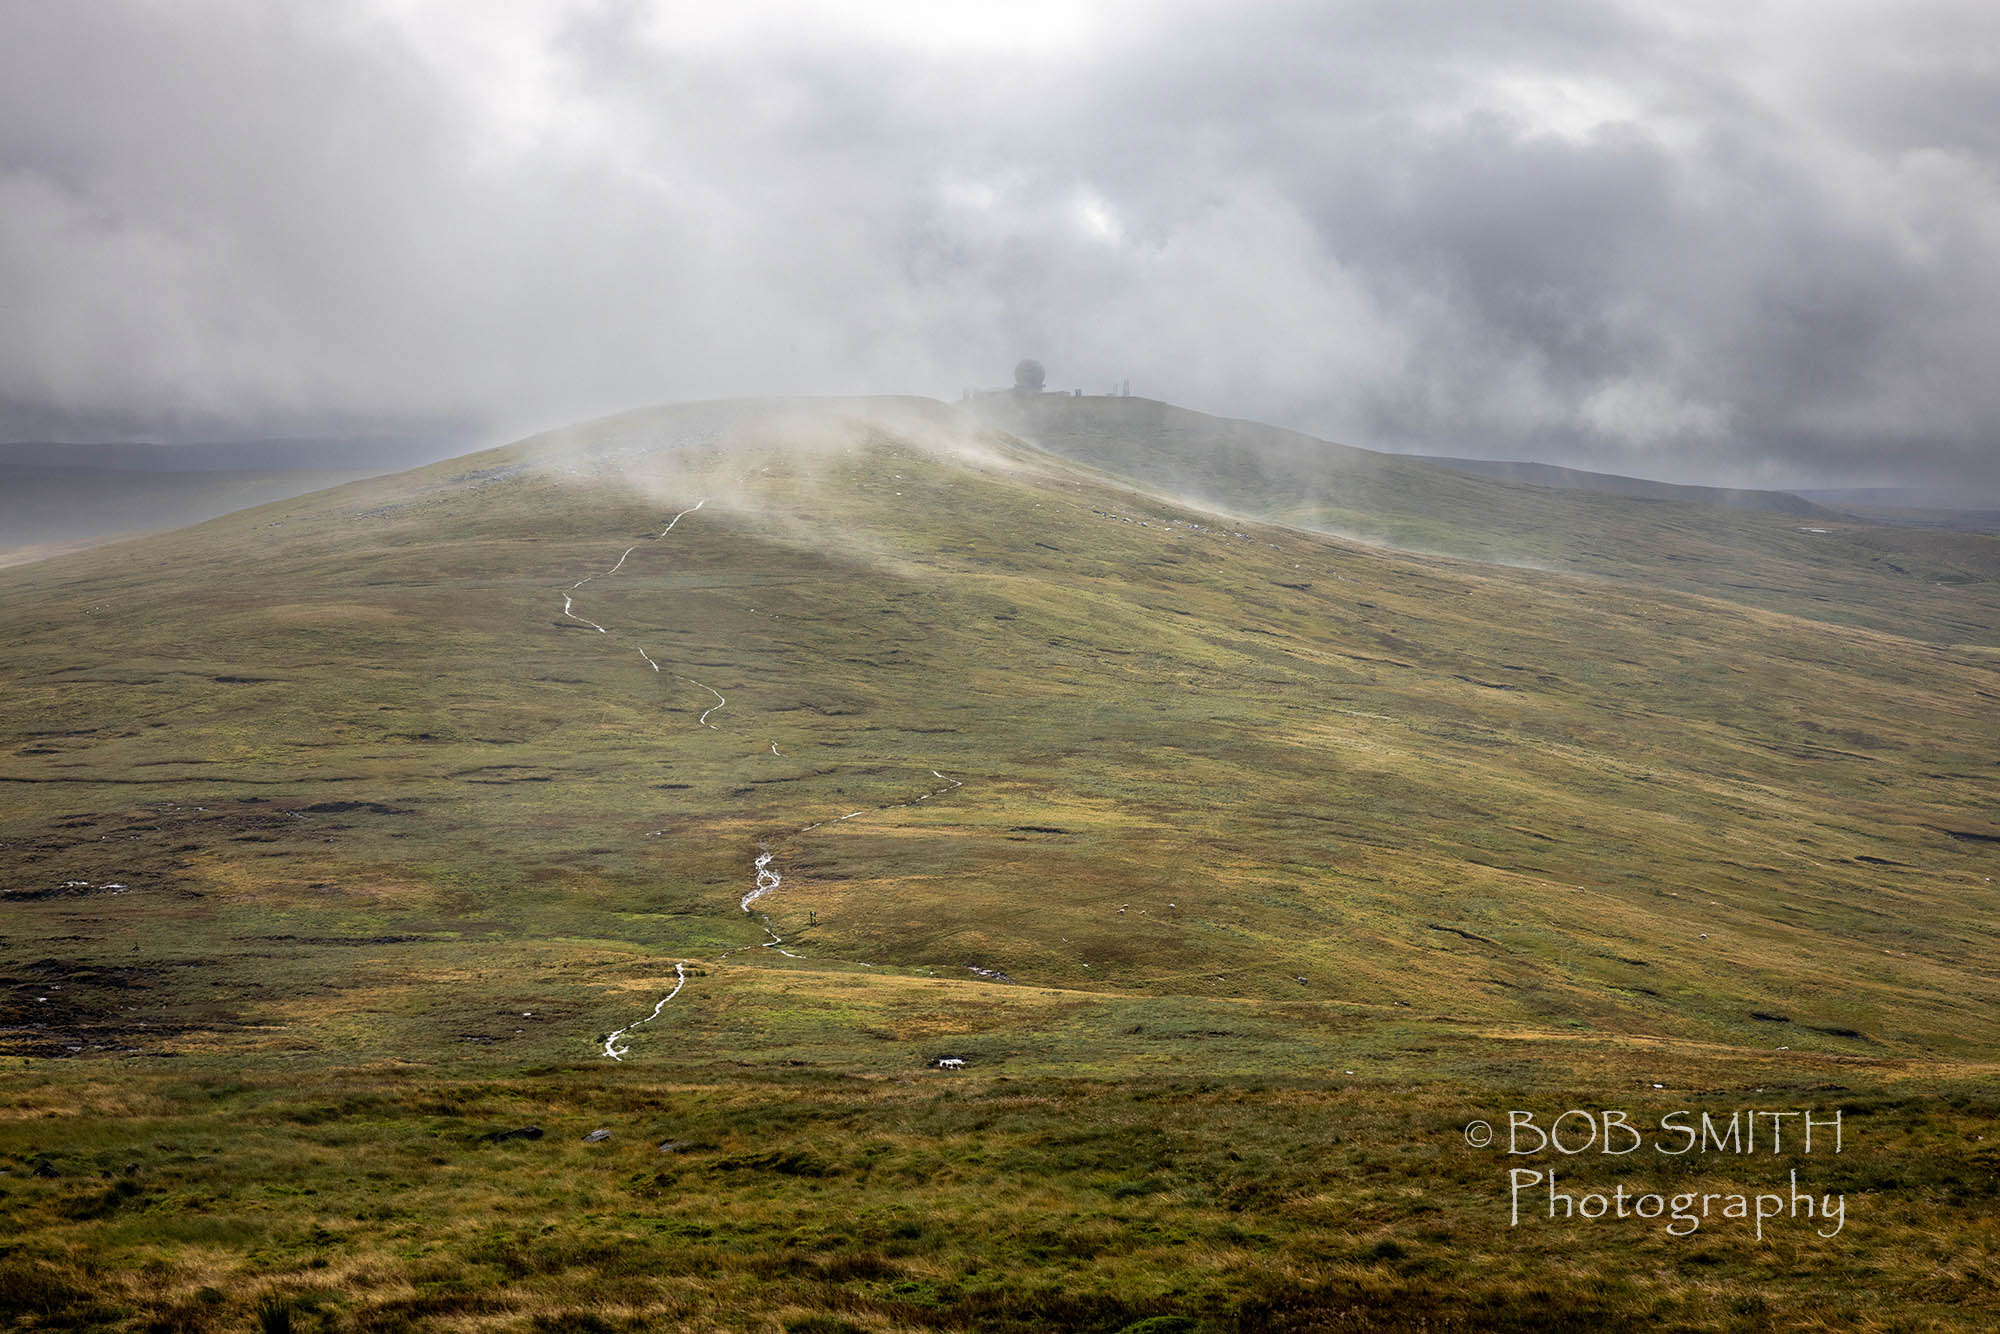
968, 392, 1838, 523
1414, 455, 1828, 517
0, 433, 478, 562
968, 392, 1996, 643
1789, 485, 2000, 533
0, 434, 473, 474
1796, 484, 2000, 511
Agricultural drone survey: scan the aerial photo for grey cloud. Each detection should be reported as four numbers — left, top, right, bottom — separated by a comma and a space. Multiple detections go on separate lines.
0, 0, 1995, 491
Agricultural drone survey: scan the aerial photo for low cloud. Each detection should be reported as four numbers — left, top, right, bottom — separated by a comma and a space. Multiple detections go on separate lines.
1, 0, 1995, 489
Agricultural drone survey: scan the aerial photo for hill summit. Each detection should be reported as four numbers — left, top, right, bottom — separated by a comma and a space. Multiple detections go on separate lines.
0, 395, 1995, 1328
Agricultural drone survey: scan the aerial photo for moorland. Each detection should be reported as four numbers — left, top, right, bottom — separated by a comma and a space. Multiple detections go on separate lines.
1, 396, 1995, 1331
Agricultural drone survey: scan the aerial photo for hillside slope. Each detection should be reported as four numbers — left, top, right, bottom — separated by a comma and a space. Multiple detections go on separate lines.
976, 394, 2000, 646
4, 396, 1994, 1060
1415, 455, 1823, 513
1, 397, 1995, 1329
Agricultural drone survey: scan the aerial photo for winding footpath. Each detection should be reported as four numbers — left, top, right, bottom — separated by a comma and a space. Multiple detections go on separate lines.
561, 487, 968, 1060
744, 850, 782, 911
560, 590, 608, 634
738, 850, 801, 958
557, 498, 710, 1059
602, 963, 686, 1061
662, 500, 704, 530
685, 678, 727, 729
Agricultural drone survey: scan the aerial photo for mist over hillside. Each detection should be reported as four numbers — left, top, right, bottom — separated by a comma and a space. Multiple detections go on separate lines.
0, 395, 1995, 1326
6, 1, 2000, 1327
1410, 456, 1827, 516
974, 391, 2000, 646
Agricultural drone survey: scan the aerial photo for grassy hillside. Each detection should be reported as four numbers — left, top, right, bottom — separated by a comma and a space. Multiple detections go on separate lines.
977, 394, 2000, 647
1413, 456, 1824, 512
1, 397, 1995, 1330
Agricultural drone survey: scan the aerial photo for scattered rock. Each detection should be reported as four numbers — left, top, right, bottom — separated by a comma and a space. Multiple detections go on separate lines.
657, 1140, 682, 1153
1428, 923, 1500, 947
481, 1126, 544, 1143
582, 1128, 611, 1143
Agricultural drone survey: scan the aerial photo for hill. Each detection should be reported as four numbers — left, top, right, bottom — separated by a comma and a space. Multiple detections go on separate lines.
1794, 486, 2000, 535
1, 397, 1995, 1330
1414, 455, 1824, 514
974, 394, 2000, 646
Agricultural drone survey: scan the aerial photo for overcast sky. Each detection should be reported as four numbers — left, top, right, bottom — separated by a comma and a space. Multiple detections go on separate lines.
2, 1, 1997, 488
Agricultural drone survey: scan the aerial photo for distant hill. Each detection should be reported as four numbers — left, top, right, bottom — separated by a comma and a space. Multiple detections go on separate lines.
0, 465, 383, 566
1797, 484, 2000, 511
972, 393, 1999, 645
0, 433, 475, 565
1792, 486, 2000, 533
0, 434, 470, 473
1414, 454, 1826, 515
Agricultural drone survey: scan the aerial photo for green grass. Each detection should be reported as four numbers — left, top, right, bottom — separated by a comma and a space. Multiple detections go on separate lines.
980, 393, 2000, 648
0, 395, 1995, 1328
1, 1053, 1995, 1331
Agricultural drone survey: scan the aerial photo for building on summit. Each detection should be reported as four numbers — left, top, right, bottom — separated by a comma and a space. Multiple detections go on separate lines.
961, 360, 1129, 401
